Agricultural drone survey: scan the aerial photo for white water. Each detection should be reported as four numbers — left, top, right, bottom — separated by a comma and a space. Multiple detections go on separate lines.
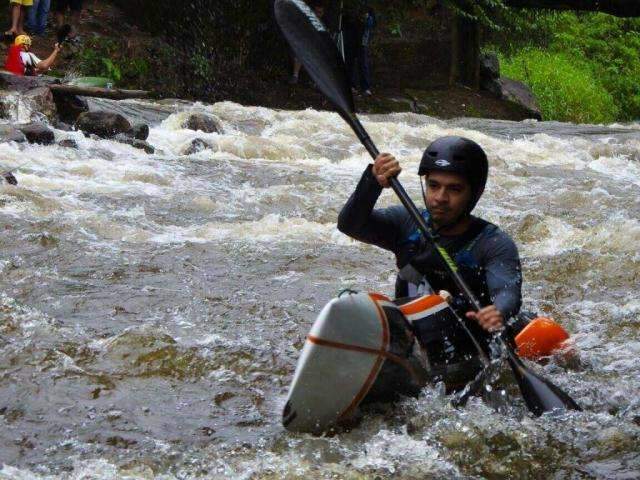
0, 100, 639, 478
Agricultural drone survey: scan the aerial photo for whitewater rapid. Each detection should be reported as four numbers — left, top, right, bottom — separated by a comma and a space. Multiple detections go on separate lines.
0, 99, 639, 479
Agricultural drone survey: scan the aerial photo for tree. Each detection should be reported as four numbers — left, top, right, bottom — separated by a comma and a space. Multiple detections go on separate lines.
505, 0, 640, 17
449, 0, 640, 88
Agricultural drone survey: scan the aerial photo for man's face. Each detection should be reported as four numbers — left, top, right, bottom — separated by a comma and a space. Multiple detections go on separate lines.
423, 171, 472, 226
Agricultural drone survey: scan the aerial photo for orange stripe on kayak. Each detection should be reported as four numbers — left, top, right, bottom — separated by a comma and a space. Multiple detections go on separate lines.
369, 292, 391, 302
399, 294, 445, 316
306, 336, 420, 387
338, 294, 389, 420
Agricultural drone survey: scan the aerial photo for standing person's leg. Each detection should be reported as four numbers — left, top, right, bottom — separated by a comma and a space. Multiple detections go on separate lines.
7, 1, 23, 35
25, 0, 38, 33
290, 58, 301, 84
16, 0, 31, 35
35, 0, 50, 35
361, 45, 372, 95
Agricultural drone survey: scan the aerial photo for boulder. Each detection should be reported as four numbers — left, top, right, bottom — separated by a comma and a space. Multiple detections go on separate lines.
17, 122, 55, 145
76, 111, 132, 139
482, 77, 542, 121
0, 72, 59, 92
132, 123, 149, 141
182, 138, 212, 155
58, 138, 78, 149
53, 93, 89, 124
0, 124, 26, 143
182, 113, 222, 134
113, 133, 155, 154
53, 120, 73, 131
0, 93, 13, 120
479, 52, 500, 82
23, 87, 57, 122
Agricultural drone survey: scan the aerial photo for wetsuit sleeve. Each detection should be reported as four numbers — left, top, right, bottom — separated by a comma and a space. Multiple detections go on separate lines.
482, 230, 522, 320
337, 165, 404, 252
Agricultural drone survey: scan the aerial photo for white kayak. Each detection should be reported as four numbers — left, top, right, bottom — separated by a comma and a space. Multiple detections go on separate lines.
283, 291, 454, 433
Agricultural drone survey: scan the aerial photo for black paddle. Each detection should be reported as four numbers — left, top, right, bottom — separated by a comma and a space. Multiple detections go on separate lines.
274, 0, 581, 416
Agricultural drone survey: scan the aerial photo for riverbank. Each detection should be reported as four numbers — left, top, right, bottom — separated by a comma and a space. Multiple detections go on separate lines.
0, 0, 535, 121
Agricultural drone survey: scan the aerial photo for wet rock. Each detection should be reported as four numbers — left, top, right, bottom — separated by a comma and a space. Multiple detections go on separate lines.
482, 77, 542, 120
182, 113, 222, 134
23, 87, 57, 122
53, 93, 89, 124
58, 138, 78, 149
480, 52, 500, 82
132, 123, 150, 141
132, 140, 154, 154
0, 92, 14, 120
2, 172, 18, 185
0, 125, 26, 143
183, 138, 212, 155
0, 71, 58, 93
76, 111, 133, 139
17, 122, 55, 145
53, 120, 73, 131
114, 133, 155, 154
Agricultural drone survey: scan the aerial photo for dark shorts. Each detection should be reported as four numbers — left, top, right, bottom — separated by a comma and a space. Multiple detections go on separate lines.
54, 0, 82, 13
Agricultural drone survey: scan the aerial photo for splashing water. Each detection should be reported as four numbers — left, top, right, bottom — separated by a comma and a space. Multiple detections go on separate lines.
1, 99, 639, 478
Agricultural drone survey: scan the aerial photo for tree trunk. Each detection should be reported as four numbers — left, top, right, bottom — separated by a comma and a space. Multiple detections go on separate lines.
49, 85, 152, 100
506, 0, 640, 17
450, 15, 481, 88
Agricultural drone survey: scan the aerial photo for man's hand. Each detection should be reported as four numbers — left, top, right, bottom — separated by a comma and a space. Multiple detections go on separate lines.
372, 153, 401, 188
466, 305, 504, 333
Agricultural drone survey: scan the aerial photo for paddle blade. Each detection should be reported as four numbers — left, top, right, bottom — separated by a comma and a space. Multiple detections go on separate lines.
56, 24, 72, 44
274, 0, 355, 116
506, 348, 581, 416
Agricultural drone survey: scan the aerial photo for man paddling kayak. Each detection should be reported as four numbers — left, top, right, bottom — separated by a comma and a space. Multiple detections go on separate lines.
338, 136, 526, 349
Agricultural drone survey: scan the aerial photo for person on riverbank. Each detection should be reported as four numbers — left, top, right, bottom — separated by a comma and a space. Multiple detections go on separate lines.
4, 34, 61, 75
289, 1, 326, 85
337, 136, 524, 349
53, 0, 81, 40
5, 0, 32, 38
354, 6, 376, 96
25, 0, 50, 36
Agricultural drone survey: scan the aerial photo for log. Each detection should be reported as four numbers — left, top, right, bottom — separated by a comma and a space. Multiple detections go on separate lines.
505, 0, 640, 17
49, 84, 152, 100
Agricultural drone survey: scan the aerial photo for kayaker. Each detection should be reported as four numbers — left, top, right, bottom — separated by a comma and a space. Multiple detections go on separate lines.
337, 136, 524, 344
4, 34, 61, 76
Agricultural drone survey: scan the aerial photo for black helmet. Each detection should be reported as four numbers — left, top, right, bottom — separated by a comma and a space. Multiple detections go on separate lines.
418, 136, 488, 214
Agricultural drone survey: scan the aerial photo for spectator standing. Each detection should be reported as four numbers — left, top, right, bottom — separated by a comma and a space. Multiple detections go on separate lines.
25, 0, 50, 35
355, 7, 376, 96
54, 0, 82, 39
5, 0, 32, 37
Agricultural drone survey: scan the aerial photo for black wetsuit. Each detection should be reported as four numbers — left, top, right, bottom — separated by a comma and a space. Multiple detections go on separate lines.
337, 165, 524, 349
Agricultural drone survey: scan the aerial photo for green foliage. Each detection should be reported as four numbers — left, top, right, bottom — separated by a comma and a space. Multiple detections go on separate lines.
492, 11, 640, 121
501, 49, 619, 124
75, 35, 151, 86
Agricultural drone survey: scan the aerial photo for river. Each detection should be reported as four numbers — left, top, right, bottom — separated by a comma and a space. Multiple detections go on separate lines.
1, 99, 639, 479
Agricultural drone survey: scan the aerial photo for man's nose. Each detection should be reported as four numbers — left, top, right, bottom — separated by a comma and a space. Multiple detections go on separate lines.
434, 188, 448, 202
